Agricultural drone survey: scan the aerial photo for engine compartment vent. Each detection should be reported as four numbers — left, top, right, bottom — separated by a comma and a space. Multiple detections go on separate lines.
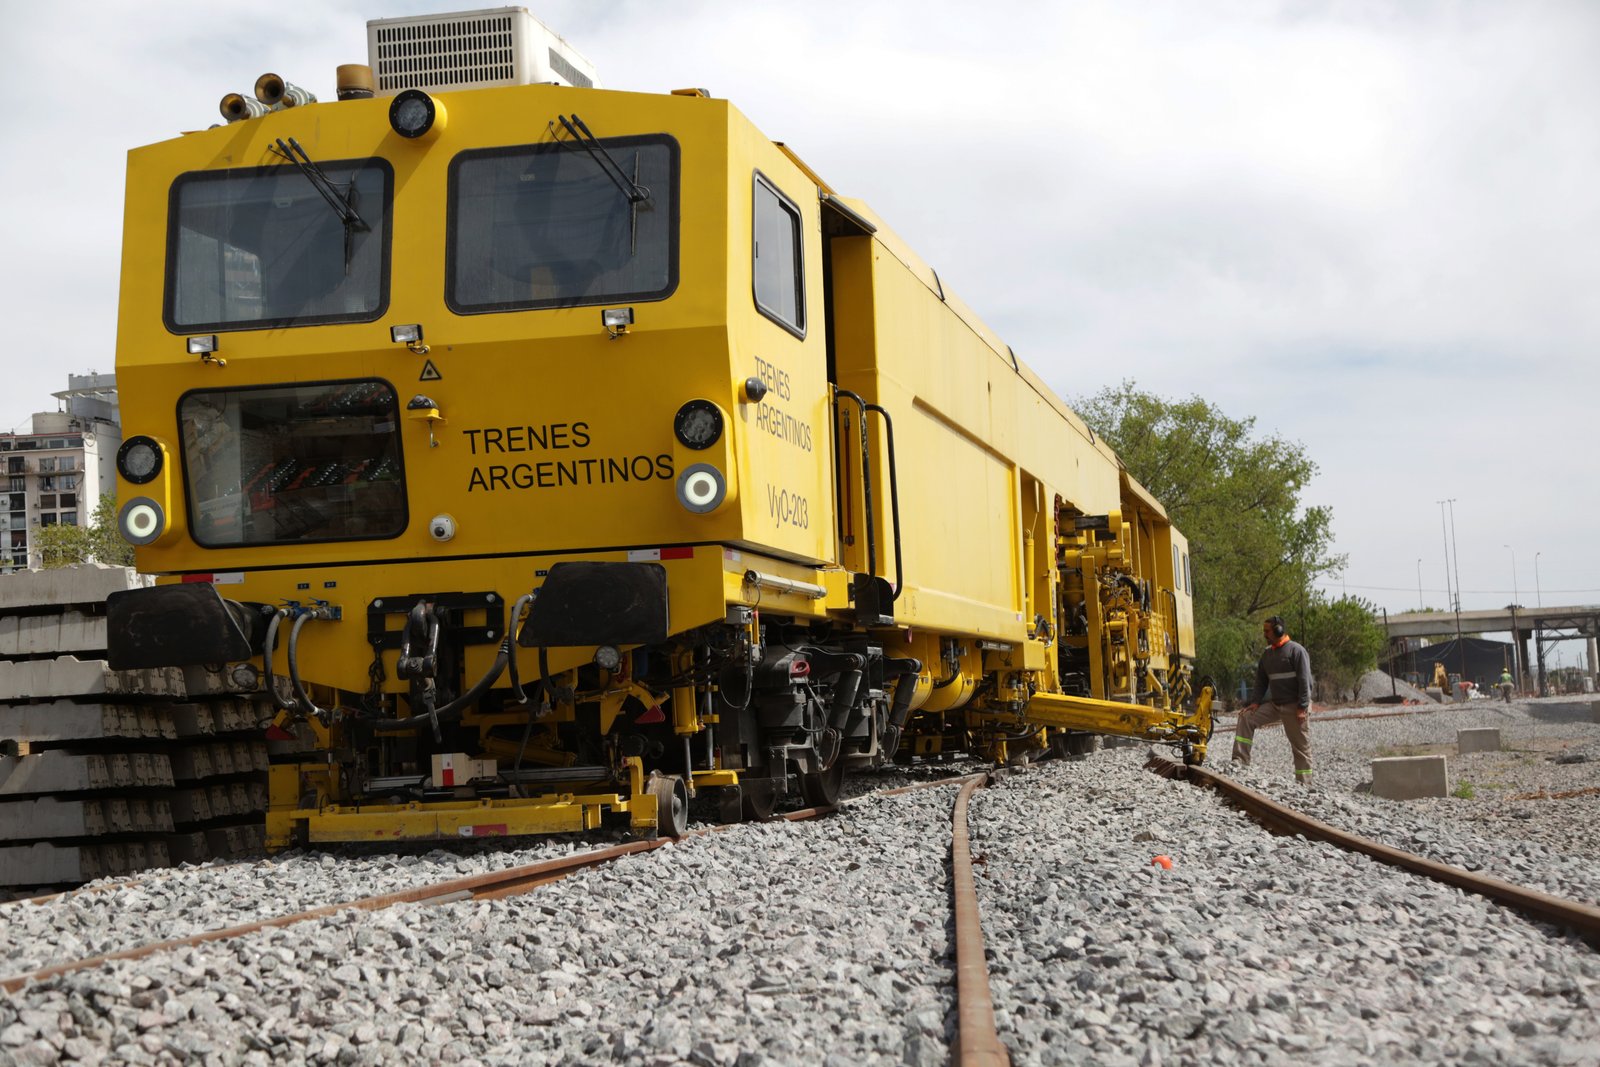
367, 6, 600, 95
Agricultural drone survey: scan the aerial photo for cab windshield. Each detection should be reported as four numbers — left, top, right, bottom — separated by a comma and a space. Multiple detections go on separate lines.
180, 380, 407, 547
447, 134, 678, 313
165, 158, 392, 331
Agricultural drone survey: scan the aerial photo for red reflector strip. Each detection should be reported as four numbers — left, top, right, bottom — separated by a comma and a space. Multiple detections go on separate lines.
440, 769, 455, 786
628, 547, 695, 562
181, 574, 213, 584
463, 824, 508, 837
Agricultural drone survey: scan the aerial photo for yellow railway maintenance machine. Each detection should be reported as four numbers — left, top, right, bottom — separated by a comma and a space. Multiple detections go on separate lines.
106, 9, 1212, 850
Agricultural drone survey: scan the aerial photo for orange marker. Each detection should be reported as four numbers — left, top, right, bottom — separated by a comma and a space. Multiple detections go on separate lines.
1151, 855, 1174, 870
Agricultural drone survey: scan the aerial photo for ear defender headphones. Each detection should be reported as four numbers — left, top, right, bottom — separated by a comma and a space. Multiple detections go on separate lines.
1266, 616, 1286, 639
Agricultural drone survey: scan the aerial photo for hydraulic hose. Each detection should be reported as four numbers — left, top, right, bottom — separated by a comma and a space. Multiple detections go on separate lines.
261, 608, 293, 712
287, 610, 335, 721
502, 594, 534, 705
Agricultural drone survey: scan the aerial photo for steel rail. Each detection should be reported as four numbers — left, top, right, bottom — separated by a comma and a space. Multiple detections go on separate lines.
951, 775, 1010, 1066
1, 771, 983, 993
1146, 755, 1600, 942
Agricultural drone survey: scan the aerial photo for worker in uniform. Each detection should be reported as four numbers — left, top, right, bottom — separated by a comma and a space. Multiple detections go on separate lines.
1499, 667, 1514, 702
1231, 616, 1314, 783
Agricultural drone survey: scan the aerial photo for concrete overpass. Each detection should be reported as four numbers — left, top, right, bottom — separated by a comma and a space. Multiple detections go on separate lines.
1383, 604, 1599, 695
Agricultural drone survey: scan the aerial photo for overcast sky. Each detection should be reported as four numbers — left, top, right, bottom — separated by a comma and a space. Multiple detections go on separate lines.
3, 1, 1597, 644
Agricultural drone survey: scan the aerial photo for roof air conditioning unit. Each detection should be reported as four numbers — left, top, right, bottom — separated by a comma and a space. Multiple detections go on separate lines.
367, 7, 600, 96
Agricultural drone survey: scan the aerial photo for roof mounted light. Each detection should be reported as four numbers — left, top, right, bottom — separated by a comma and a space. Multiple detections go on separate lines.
389, 89, 444, 139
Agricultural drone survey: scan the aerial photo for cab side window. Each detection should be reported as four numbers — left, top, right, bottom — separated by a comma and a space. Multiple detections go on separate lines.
753, 173, 805, 337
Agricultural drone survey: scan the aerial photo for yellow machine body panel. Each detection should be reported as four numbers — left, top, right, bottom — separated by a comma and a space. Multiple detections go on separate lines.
117, 86, 836, 577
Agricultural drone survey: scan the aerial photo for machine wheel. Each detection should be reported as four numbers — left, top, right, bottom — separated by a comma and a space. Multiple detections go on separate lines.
740, 778, 778, 821
799, 759, 844, 808
648, 774, 688, 838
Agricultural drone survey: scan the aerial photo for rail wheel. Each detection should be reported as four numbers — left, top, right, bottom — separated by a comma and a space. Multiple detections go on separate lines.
741, 778, 779, 821
648, 774, 688, 838
799, 759, 844, 808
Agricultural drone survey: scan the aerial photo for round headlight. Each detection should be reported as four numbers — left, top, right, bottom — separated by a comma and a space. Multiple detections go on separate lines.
676, 464, 726, 514
673, 399, 724, 450
389, 89, 438, 138
118, 497, 166, 546
117, 436, 163, 485
593, 645, 621, 671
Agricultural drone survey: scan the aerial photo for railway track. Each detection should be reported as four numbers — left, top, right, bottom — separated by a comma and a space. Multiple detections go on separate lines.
1145, 754, 1600, 942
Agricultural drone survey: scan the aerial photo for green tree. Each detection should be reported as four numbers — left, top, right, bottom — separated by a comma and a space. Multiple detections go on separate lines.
1297, 593, 1387, 698
35, 494, 135, 569
1075, 381, 1345, 695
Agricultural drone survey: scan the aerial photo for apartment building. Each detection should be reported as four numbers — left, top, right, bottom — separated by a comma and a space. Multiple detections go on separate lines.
0, 374, 121, 572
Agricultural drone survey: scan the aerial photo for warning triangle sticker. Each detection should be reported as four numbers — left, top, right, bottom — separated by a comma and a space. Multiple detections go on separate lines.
419, 360, 442, 381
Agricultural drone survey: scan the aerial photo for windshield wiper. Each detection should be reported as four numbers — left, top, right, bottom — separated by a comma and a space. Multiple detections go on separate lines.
554, 114, 650, 205
272, 137, 369, 272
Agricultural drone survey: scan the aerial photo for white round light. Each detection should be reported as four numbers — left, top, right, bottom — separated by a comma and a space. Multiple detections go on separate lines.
118, 498, 166, 546
676, 464, 725, 514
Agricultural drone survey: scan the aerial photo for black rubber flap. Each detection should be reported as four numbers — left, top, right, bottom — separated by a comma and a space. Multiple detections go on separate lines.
519, 561, 669, 647
106, 583, 254, 670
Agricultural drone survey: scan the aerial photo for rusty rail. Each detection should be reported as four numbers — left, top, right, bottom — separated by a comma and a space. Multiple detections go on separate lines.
951, 775, 1010, 1066
1146, 755, 1600, 942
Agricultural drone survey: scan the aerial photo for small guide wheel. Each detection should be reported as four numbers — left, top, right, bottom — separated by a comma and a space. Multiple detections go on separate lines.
648, 774, 689, 838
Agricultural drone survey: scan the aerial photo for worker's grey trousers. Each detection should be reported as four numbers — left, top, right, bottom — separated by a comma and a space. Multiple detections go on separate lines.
1231, 701, 1312, 777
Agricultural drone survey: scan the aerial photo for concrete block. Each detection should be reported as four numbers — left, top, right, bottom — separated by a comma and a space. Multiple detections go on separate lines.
1425, 686, 1447, 704
205, 825, 255, 859
168, 788, 214, 825
1457, 728, 1502, 754
169, 746, 215, 781
0, 564, 148, 612
0, 842, 101, 886
1371, 755, 1449, 800
0, 751, 114, 795
210, 783, 234, 816
166, 831, 210, 865
167, 704, 216, 738
0, 701, 176, 744
0, 611, 108, 657
1592, 699, 1600, 723
0, 797, 109, 840
0, 656, 185, 700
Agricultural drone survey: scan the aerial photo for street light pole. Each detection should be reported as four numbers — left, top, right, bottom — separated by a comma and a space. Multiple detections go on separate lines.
1416, 557, 1423, 611
1503, 543, 1522, 688
1446, 499, 1465, 690
1436, 501, 1453, 613
1535, 551, 1543, 608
